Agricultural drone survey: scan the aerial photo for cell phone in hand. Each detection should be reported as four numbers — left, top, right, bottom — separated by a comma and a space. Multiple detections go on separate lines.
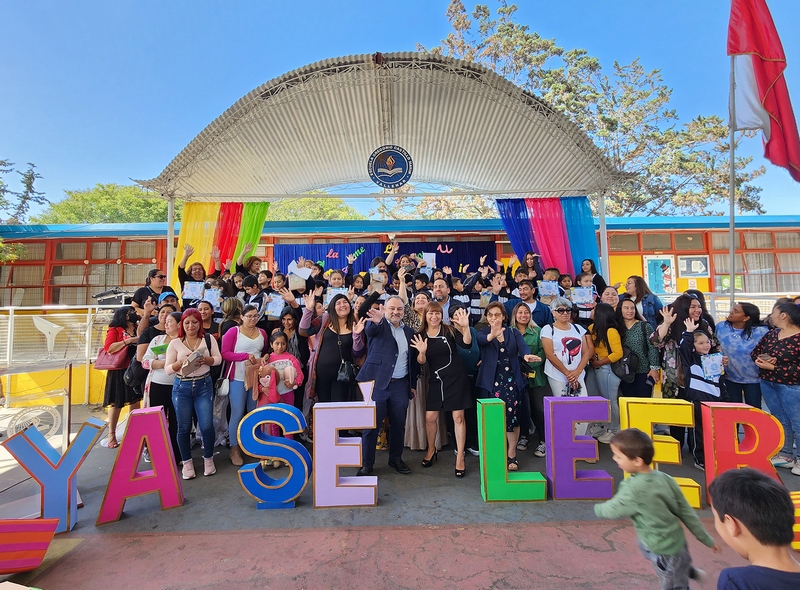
646, 375, 656, 387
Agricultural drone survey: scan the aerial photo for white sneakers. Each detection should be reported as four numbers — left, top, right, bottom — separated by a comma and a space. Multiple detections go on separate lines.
182, 460, 196, 480
771, 454, 796, 469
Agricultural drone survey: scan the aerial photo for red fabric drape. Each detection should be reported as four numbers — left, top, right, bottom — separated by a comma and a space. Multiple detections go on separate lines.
525, 198, 574, 277
212, 202, 244, 271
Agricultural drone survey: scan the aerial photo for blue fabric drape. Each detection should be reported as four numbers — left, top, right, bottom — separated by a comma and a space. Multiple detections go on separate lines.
560, 196, 600, 276
273, 241, 495, 277
495, 199, 539, 261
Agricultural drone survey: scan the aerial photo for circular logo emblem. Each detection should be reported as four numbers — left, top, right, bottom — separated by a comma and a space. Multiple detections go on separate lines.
368, 145, 413, 189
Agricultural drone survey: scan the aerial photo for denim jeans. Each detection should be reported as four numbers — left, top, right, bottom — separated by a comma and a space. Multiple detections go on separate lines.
726, 381, 763, 409
172, 374, 215, 461
760, 380, 800, 458
228, 379, 257, 446
594, 365, 622, 432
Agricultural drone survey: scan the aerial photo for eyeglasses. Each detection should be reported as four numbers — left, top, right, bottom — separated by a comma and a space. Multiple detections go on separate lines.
154, 274, 166, 279
486, 312, 503, 319
554, 308, 571, 314
243, 314, 259, 320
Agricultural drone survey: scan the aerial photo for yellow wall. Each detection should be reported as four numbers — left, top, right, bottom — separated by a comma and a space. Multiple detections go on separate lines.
609, 255, 642, 290
5, 363, 107, 406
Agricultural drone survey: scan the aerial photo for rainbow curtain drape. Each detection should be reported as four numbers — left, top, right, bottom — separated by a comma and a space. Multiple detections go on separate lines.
495, 196, 598, 278
172, 201, 270, 292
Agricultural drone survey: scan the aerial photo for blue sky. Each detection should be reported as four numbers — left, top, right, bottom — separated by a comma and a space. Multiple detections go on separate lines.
1, 1, 798, 218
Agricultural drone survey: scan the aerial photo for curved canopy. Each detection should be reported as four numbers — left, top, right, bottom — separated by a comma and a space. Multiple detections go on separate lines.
138, 52, 623, 200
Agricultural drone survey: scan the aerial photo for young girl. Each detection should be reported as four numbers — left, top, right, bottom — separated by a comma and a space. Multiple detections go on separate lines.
680, 318, 728, 471
572, 272, 597, 329
255, 331, 305, 432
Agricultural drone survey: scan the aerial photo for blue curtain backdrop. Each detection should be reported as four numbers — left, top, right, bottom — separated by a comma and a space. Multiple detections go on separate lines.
560, 196, 600, 275
274, 241, 495, 277
495, 199, 539, 260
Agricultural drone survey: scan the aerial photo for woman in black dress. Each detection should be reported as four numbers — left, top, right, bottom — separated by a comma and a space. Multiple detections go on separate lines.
410, 302, 473, 477
299, 292, 366, 403
102, 306, 141, 448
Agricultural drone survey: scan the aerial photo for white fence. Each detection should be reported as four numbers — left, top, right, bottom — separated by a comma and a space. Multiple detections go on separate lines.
0, 293, 788, 401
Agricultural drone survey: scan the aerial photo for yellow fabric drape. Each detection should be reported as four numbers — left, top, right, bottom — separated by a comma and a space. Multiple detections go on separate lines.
171, 202, 222, 295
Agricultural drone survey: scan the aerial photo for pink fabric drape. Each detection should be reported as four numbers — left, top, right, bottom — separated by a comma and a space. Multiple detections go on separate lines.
525, 198, 574, 277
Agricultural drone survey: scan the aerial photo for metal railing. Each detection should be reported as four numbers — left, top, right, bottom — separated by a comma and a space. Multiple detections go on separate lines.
0, 304, 122, 406
0, 293, 788, 401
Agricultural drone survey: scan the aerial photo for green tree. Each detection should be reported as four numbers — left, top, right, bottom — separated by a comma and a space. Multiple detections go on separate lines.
1, 160, 49, 224
393, 1, 765, 218
265, 197, 366, 221
31, 183, 183, 224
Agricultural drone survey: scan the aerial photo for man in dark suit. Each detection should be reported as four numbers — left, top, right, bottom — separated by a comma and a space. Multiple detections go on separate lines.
357, 296, 419, 475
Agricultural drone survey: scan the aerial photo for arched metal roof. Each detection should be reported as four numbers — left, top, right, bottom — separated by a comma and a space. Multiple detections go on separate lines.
137, 52, 624, 200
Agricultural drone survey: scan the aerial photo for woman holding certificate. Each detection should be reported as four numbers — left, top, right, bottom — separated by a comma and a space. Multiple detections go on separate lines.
221, 305, 268, 467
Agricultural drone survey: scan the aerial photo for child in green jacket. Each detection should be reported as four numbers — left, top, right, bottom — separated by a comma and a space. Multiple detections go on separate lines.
594, 428, 720, 589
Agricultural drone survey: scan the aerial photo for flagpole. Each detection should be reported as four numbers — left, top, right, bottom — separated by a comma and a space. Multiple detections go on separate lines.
728, 56, 737, 309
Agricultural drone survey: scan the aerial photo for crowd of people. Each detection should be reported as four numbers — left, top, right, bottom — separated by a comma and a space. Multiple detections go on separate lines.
100, 242, 800, 483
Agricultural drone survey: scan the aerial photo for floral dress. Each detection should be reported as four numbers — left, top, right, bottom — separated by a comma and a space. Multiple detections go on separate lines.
493, 344, 520, 431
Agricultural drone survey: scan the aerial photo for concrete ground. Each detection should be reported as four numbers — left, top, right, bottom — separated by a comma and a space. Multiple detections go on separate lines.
2, 405, 799, 589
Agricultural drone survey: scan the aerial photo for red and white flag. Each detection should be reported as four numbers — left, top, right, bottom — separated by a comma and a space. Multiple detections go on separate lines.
728, 0, 800, 182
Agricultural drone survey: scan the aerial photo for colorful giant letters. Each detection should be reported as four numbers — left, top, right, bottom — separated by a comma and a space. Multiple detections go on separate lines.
96, 407, 183, 525
3, 396, 798, 528
476, 399, 547, 501
312, 401, 377, 507
237, 403, 312, 509
619, 397, 702, 508
2, 417, 105, 532
544, 397, 613, 500
700, 402, 783, 489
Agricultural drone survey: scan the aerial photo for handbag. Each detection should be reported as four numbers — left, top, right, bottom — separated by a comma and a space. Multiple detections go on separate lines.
123, 357, 148, 388
94, 345, 129, 371
216, 362, 230, 397
335, 337, 358, 383
611, 322, 643, 383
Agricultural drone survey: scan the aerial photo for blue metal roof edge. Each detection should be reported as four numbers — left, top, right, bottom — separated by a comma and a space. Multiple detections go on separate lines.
2, 215, 798, 239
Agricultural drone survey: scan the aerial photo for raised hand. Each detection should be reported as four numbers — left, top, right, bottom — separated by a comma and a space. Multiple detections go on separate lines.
278, 287, 295, 304
210, 245, 220, 260
346, 253, 355, 264
348, 286, 355, 301
509, 254, 518, 266
392, 241, 399, 252
303, 292, 315, 312
244, 242, 254, 253
490, 273, 503, 294
297, 256, 305, 266
660, 306, 677, 325
366, 306, 384, 324
409, 334, 428, 353
314, 284, 324, 298
684, 317, 697, 332
144, 297, 156, 316
462, 264, 470, 273
184, 243, 195, 256
398, 265, 407, 279
479, 255, 487, 266
452, 308, 470, 329
442, 266, 452, 275
494, 260, 503, 268
353, 317, 367, 334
